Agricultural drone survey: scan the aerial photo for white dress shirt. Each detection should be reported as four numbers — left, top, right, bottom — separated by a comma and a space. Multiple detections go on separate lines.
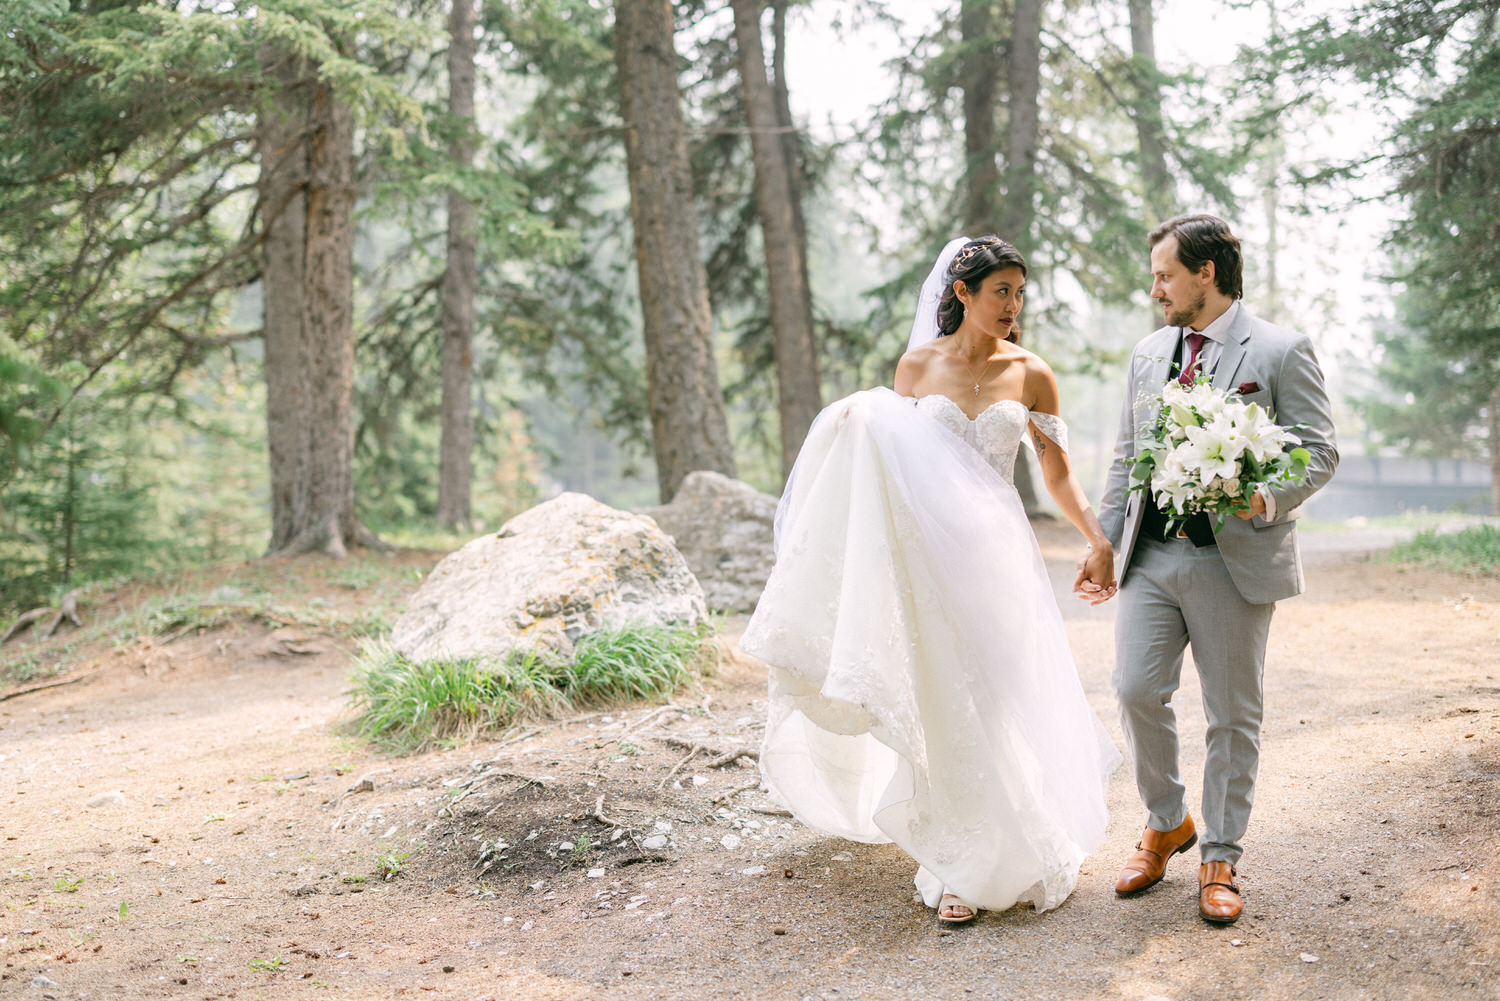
1177, 299, 1239, 380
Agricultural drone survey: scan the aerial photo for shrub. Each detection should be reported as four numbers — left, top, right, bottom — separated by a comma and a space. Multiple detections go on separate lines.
1388, 525, 1500, 577
347, 621, 718, 751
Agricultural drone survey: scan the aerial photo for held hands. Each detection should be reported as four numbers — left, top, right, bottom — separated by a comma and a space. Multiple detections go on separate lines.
1072, 542, 1117, 606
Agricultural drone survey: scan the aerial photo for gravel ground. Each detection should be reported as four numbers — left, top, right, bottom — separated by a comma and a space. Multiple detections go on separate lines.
2, 529, 1497, 1000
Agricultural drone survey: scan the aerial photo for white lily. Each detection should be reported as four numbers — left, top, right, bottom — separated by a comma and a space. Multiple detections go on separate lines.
1181, 422, 1242, 486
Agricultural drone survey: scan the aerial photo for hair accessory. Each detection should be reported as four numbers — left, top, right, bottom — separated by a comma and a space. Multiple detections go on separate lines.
948, 238, 1000, 273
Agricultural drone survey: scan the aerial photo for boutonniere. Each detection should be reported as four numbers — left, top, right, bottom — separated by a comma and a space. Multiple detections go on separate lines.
1236, 381, 1261, 395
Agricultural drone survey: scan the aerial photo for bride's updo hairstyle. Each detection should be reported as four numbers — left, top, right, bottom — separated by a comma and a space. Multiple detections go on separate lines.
936, 236, 1027, 343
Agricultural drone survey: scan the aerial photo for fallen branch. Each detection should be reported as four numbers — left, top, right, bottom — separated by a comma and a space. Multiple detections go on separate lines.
705, 747, 758, 769
599, 703, 685, 748
713, 779, 763, 808
591, 793, 632, 831
41, 591, 83, 639
482, 711, 616, 763
0, 670, 98, 703
438, 771, 548, 817
658, 744, 702, 789
662, 736, 757, 769
1, 608, 52, 645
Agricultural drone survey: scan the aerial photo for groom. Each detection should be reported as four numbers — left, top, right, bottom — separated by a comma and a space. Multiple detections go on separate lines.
1094, 214, 1338, 924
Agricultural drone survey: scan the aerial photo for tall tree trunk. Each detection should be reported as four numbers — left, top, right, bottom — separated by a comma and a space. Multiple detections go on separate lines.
770, 0, 816, 390
731, 0, 820, 480
1128, 0, 1173, 221
770, 0, 806, 253
437, 0, 477, 531
62, 415, 76, 583
1000, 0, 1045, 516
1490, 385, 1500, 515
1259, 0, 1283, 322
259, 62, 364, 556
614, 0, 737, 501
999, 0, 1042, 246
1261, 132, 1281, 321
960, 0, 999, 235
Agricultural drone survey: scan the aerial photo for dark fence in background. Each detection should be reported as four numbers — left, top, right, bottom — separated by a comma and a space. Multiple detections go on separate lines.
1305, 454, 1494, 520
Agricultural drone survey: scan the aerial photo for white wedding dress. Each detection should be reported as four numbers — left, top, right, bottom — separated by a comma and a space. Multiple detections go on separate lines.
740, 387, 1120, 912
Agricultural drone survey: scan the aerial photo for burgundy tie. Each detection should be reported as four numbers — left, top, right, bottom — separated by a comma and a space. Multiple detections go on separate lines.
1178, 332, 1206, 387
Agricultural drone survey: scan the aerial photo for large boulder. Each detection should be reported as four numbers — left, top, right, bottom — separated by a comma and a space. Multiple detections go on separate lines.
391, 492, 708, 664
639, 471, 778, 613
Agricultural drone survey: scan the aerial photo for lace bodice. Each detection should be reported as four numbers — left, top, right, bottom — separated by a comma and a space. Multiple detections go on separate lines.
913, 396, 1069, 483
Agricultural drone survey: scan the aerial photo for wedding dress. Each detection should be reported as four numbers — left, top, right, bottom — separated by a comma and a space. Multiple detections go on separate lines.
740, 386, 1120, 913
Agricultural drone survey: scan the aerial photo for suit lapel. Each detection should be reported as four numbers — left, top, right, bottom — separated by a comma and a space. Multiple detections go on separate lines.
1211, 305, 1252, 391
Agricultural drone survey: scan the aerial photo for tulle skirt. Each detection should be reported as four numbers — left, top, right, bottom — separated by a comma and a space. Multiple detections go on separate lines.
740, 388, 1119, 912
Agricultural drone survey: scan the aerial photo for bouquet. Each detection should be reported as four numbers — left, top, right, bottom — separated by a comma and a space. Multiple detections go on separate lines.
1129, 378, 1310, 531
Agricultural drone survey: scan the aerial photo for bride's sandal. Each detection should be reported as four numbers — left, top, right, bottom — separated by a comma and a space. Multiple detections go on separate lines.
937, 892, 978, 925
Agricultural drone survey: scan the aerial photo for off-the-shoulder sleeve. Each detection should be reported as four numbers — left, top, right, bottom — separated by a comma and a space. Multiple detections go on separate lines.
1028, 411, 1069, 455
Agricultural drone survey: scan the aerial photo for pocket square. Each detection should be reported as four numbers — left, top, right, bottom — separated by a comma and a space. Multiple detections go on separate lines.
1236, 381, 1261, 395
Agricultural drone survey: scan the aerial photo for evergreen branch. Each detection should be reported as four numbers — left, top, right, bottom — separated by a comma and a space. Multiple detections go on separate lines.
41, 173, 257, 349
157, 325, 262, 348
45, 186, 292, 434
359, 273, 444, 349
27, 53, 263, 94
1041, 27, 1133, 117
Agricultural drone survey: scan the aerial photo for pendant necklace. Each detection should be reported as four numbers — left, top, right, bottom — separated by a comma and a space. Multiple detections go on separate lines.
966, 353, 994, 398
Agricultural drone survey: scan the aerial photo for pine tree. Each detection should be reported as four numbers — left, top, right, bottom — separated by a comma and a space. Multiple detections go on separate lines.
437, 0, 478, 531
1283, 0, 1500, 511
0, 1, 424, 556
614, 0, 737, 501
730, 0, 821, 480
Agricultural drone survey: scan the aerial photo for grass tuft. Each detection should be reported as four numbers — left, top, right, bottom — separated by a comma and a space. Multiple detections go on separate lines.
1388, 525, 1500, 577
347, 621, 718, 752
1, 553, 422, 686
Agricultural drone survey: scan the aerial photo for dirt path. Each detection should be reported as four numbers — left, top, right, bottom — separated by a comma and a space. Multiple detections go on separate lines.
3, 531, 1497, 1000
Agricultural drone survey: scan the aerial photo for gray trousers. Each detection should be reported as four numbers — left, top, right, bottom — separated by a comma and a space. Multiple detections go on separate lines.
1114, 536, 1276, 865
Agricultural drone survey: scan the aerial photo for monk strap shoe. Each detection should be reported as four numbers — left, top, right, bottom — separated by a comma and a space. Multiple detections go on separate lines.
1199, 861, 1244, 924
1114, 815, 1197, 895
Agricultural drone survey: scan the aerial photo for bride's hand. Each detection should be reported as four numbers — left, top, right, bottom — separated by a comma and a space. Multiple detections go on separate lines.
1072, 543, 1117, 605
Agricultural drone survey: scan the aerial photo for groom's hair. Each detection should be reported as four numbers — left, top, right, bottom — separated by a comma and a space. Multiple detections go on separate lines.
1148, 214, 1243, 300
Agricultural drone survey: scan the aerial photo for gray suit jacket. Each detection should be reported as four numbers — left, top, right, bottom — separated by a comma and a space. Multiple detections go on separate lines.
1097, 306, 1339, 604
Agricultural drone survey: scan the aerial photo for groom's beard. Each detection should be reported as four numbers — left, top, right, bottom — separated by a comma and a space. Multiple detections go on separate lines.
1164, 288, 1208, 328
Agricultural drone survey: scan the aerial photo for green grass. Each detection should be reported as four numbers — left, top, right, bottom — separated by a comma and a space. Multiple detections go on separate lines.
1, 552, 423, 685
1299, 511, 1493, 534
1388, 525, 1500, 577
347, 621, 719, 752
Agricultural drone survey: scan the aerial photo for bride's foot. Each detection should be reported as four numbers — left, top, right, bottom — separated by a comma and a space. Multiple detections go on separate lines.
937, 892, 978, 925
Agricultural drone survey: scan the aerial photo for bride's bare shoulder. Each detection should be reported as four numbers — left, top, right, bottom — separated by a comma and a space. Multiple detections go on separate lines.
901, 339, 949, 365
1002, 342, 1051, 376
895, 340, 945, 394
1014, 347, 1062, 411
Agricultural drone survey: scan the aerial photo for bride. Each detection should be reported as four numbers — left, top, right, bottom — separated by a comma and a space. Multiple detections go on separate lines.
739, 236, 1120, 924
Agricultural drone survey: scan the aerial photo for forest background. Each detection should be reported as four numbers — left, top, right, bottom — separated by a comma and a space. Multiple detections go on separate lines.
1, 0, 1496, 618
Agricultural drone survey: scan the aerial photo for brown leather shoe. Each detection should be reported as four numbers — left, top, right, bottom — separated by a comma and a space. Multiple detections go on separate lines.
1199, 861, 1243, 924
1114, 815, 1197, 896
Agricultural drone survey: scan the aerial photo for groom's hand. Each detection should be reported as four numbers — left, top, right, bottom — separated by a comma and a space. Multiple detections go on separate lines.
1073, 554, 1117, 605
1234, 490, 1268, 520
